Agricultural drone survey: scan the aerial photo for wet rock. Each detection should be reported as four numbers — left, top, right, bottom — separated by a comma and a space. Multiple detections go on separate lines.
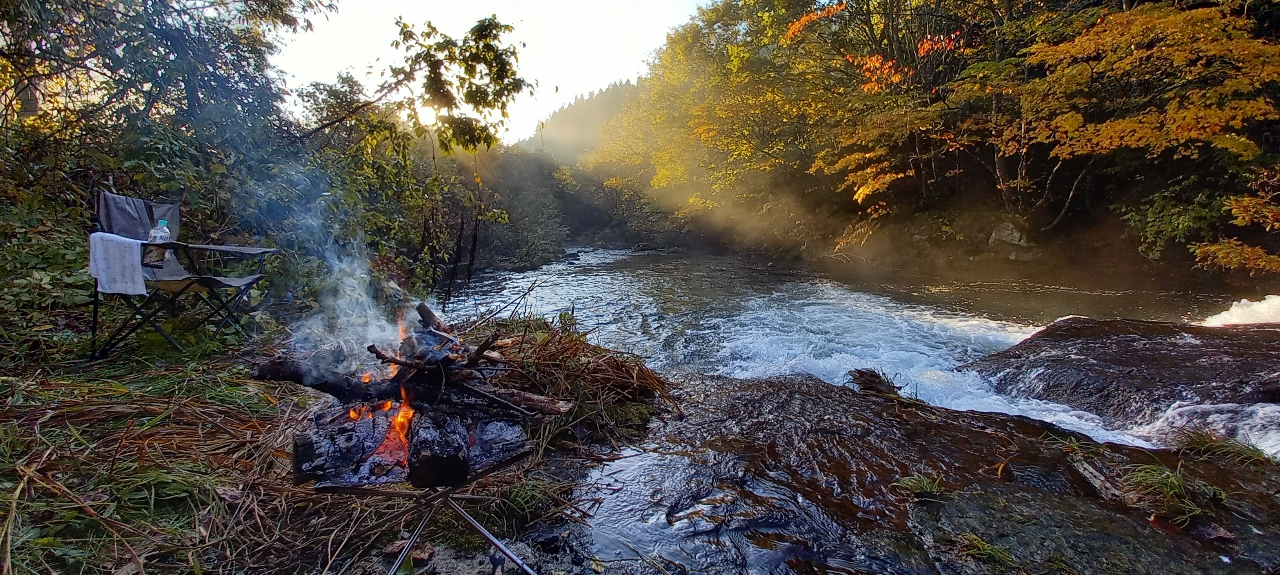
989, 221, 1030, 247
571, 374, 1280, 574
909, 483, 1250, 575
961, 316, 1280, 429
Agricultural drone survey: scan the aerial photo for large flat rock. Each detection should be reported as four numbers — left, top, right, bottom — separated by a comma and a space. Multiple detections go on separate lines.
558, 374, 1280, 574
960, 316, 1280, 428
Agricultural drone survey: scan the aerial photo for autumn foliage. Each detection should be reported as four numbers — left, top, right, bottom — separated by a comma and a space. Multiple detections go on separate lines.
587, 0, 1280, 270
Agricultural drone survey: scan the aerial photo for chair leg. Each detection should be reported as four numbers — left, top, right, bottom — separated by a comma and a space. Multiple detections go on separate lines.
212, 284, 259, 338
92, 284, 194, 359
193, 291, 238, 336
90, 289, 100, 360
92, 293, 156, 360
193, 282, 260, 340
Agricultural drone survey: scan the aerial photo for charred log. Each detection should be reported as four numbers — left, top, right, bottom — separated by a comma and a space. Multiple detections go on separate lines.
253, 358, 402, 401
416, 302, 451, 333
467, 420, 530, 473
293, 404, 396, 485
407, 413, 469, 488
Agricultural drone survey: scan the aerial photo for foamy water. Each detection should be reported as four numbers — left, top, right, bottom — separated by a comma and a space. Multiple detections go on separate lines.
705, 283, 1150, 447
1201, 295, 1280, 326
449, 249, 1280, 451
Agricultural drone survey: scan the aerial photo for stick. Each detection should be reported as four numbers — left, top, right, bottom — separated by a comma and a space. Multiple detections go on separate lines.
446, 499, 537, 575
455, 382, 534, 417
415, 302, 451, 333
366, 344, 434, 371
465, 332, 502, 368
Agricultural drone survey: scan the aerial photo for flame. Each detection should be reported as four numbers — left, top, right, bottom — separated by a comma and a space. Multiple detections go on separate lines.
389, 312, 409, 377
361, 372, 372, 384
347, 406, 374, 421
380, 400, 394, 411
371, 387, 414, 466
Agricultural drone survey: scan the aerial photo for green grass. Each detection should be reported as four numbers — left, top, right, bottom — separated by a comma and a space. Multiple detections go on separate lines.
1122, 462, 1227, 526
1172, 428, 1275, 468
892, 472, 943, 495
1040, 432, 1106, 456
956, 532, 1015, 572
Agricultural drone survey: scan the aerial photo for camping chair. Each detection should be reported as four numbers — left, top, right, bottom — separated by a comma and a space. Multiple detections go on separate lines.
89, 190, 278, 360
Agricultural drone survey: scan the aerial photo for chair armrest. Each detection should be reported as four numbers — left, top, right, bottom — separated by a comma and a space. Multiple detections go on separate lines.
185, 244, 279, 256
143, 241, 278, 256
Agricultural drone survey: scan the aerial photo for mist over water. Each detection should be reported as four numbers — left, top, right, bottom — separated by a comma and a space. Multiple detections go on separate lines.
443, 248, 1262, 447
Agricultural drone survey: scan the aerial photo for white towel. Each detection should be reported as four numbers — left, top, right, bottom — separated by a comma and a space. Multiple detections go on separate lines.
89, 232, 147, 295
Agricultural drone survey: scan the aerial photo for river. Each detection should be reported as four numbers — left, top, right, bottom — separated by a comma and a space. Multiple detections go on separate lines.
440, 248, 1275, 573
444, 248, 1245, 448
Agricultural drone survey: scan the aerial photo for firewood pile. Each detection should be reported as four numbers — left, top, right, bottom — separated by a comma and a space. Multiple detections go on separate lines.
251, 303, 573, 489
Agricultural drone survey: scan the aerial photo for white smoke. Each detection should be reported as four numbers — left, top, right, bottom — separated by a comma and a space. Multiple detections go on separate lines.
1201, 295, 1280, 326
290, 254, 407, 380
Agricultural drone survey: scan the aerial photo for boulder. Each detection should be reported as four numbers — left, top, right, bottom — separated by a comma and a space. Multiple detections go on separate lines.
572, 374, 1280, 574
960, 316, 1280, 429
989, 221, 1030, 247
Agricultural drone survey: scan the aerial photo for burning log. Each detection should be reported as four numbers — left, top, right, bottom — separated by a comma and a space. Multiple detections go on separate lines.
254, 358, 405, 401
255, 302, 562, 488
293, 403, 401, 485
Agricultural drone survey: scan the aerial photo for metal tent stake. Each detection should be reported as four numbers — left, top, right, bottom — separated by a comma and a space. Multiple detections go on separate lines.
446, 498, 538, 575
315, 451, 538, 575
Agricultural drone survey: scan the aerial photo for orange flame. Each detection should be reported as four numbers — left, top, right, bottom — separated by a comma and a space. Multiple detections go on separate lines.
361, 372, 372, 384
347, 406, 374, 421
389, 312, 408, 377
371, 387, 414, 465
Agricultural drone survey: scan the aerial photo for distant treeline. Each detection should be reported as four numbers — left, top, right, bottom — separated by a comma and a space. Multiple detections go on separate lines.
530, 0, 1280, 274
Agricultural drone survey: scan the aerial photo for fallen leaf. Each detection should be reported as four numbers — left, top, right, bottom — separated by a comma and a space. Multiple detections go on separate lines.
214, 486, 243, 504
382, 540, 410, 557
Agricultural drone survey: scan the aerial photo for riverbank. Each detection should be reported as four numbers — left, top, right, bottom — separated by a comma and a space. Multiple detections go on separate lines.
481, 373, 1280, 574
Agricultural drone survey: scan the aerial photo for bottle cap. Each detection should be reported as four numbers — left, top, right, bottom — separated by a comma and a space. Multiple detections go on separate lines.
158, 219, 167, 226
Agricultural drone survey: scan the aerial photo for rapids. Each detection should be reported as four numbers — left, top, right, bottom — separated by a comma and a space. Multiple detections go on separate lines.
444, 248, 1245, 447
440, 249, 1280, 574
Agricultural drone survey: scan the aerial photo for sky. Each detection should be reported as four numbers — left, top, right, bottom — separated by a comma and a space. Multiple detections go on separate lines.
271, 0, 705, 143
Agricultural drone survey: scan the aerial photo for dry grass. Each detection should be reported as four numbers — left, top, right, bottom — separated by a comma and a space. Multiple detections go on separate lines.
0, 312, 669, 574
459, 313, 671, 448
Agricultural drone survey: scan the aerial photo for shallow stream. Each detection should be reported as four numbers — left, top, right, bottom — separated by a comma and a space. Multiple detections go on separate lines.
441, 249, 1275, 573
446, 248, 1242, 447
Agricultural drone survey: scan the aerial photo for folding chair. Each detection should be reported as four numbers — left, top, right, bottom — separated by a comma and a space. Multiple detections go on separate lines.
89, 191, 278, 360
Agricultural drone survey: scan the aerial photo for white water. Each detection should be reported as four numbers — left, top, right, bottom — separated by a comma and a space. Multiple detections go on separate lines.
450, 249, 1173, 448
1201, 295, 1280, 326
705, 283, 1150, 446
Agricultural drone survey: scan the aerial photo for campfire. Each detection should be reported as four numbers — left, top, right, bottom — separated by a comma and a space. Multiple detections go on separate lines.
252, 303, 573, 488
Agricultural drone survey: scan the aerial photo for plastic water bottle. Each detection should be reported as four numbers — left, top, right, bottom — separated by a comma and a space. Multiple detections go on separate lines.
142, 219, 170, 268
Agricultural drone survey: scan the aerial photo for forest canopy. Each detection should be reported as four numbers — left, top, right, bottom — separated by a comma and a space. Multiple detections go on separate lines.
581, 0, 1280, 271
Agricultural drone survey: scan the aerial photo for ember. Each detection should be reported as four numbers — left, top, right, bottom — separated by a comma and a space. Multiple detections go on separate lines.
252, 302, 572, 488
